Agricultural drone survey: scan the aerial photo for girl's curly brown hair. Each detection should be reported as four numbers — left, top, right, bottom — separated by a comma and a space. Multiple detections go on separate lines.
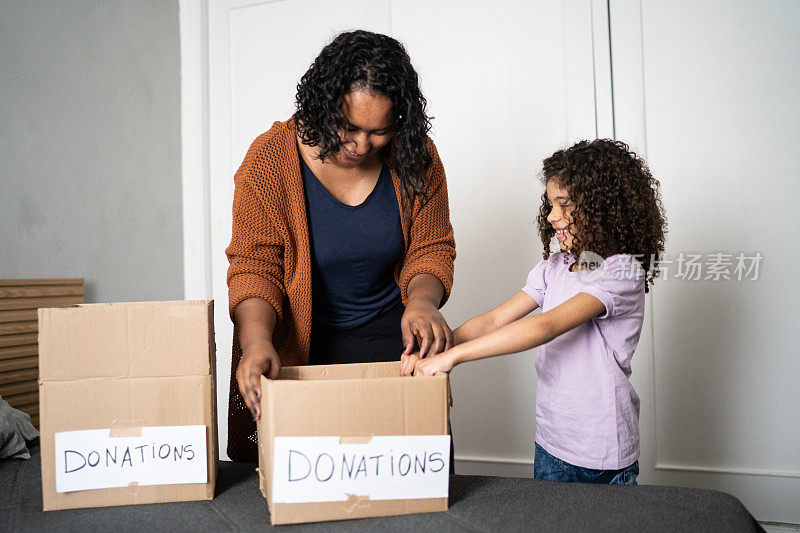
536, 139, 667, 292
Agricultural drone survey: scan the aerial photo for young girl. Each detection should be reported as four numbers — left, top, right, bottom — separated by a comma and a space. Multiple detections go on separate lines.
402, 139, 666, 484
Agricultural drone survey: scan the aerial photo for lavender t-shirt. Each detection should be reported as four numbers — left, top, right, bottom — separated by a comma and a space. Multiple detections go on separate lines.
522, 253, 645, 470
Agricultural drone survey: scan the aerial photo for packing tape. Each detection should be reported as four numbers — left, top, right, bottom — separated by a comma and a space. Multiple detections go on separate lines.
109, 419, 145, 438
339, 435, 373, 444
339, 493, 371, 514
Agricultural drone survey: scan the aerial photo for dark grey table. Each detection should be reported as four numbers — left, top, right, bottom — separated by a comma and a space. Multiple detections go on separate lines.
2, 443, 761, 532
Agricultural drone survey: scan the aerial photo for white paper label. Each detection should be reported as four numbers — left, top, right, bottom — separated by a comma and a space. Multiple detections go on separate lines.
271, 435, 450, 503
54, 425, 208, 493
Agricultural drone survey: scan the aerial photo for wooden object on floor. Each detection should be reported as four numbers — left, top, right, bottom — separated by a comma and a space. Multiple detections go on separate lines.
0, 279, 84, 429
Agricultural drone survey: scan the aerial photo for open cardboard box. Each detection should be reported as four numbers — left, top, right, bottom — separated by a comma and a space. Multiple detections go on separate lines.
38, 300, 218, 511
257, 361, 450, 525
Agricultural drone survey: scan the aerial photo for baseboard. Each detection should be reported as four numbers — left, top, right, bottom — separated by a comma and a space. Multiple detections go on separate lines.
454, 455, 534, 478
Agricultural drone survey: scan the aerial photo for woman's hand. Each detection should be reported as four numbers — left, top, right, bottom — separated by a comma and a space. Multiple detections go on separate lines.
233, 297, 279, 421
236, 342, 281, 421
413, 350, 457, 376
401, 298, 454, 358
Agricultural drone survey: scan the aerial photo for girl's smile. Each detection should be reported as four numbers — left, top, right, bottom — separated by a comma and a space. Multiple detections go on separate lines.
546, 180, 575, 251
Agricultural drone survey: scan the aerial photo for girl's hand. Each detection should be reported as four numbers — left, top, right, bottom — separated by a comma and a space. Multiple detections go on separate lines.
413, 350, 457, 377
400, 351, 421, 376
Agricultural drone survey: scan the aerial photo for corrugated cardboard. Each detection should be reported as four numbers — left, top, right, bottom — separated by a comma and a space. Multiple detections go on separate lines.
257, 361, 449, 525
38, 300, 218, 511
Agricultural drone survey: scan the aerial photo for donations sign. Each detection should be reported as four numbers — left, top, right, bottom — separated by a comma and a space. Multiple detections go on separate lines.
271, 435, 450, 503
54, 425, 208, 493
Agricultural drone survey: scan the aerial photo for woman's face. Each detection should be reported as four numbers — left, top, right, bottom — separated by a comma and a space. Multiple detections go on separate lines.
546, 180, 576, 251
335, 90, 394, 168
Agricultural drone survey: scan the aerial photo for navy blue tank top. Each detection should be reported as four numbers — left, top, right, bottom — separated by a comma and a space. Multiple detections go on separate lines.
300, 157, 404, 330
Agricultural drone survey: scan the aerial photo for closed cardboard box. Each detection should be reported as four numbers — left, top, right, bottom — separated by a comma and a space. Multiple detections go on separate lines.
38, 300, 218, 511
257, 361, 450, 525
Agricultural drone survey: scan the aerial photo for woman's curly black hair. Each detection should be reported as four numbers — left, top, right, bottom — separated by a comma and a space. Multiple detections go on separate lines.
536, 139, 667, 292
295, 30, 432, 202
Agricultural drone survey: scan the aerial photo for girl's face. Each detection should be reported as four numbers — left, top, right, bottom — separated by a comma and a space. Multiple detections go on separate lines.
546, 180, 576, 251
335, 89, 394, 168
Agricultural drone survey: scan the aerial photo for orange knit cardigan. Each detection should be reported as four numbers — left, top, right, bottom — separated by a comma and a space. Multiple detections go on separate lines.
225, 118, 456, 461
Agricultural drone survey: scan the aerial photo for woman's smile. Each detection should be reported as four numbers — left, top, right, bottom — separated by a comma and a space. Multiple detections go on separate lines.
335, 90, 394, 169
341, 145, 367, 162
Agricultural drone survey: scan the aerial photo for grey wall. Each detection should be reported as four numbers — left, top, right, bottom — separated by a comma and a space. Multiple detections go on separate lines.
0, 1, 183, 303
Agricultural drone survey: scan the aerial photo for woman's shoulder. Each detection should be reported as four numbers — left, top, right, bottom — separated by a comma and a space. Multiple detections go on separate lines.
424, 135, 439, 155
416, 136, 446, 191
233, 118, 299, 207
241, 118, 296, 165
424, 136, 442, 169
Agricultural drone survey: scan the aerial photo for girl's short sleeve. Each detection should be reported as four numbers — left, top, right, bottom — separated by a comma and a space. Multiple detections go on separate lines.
578, 254, 645, 319
521, 258, 549, 307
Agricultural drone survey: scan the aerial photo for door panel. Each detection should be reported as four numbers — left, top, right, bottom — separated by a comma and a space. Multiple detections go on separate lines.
209, 0, 391, 460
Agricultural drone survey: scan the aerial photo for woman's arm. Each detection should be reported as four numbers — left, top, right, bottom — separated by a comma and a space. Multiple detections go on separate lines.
234, 297, 281, 420
413, 292, 606, 376
398, 139, 457, 359
227, 153, 287, 420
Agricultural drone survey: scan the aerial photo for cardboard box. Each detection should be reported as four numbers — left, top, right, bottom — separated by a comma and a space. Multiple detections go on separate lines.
38, 300, 218, 511
257, 361, 450, 525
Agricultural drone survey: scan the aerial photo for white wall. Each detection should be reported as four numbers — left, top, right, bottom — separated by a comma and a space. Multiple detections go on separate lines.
189, 0, 800, 523
1, 1, 184, 303
611, 0, 800, 522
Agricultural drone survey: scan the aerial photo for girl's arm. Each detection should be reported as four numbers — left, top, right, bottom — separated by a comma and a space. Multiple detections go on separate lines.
413, 292, 606, 376
400, 291, 539, 375
453, 291, 540, 344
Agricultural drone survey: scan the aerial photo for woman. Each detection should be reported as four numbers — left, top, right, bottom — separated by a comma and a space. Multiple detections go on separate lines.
226, 30, 456, 461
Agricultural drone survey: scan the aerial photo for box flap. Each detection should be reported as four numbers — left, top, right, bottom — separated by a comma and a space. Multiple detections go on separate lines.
267, 375, 447, 437
279, 361, 402, 381
39, 300, 213, 380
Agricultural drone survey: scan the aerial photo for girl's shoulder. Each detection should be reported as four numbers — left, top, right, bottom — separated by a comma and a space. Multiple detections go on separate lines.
532, 253, 644, 277
527, 252, 570, 281
540, 252, 571, 271
600, 254, 646, 280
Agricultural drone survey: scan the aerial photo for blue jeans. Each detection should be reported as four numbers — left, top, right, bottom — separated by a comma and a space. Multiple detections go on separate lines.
533, 443, 638, 485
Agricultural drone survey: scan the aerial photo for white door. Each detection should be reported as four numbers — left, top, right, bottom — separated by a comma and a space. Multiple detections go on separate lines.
202, 0, 603, 465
